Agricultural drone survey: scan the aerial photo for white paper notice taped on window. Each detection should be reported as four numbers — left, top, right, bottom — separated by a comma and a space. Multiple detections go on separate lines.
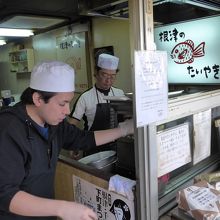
157, 123, 191, 177
193, 109, 211, 165
134, 50, 168, 127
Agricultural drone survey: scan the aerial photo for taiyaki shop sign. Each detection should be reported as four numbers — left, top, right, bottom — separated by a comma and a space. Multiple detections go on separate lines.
154, 15, 220, 84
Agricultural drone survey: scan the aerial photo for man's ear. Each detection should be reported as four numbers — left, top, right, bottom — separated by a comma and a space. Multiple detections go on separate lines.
32, 92, 42, 107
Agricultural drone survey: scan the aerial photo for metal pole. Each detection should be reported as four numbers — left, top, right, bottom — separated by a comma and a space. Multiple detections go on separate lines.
129, 0, 159, 219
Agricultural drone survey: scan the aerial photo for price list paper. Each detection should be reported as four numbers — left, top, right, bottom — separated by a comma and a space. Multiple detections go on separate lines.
134, 50, 168, 127
157, 123, 191, 177
193, 109, 211, 165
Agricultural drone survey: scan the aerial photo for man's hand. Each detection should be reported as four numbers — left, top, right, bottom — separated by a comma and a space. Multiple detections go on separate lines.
118, 119, 134, 137
58, 201, 97, 220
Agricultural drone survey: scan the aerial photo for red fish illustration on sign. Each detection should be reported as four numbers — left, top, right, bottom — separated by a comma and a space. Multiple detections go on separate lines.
171, 40, 205, 64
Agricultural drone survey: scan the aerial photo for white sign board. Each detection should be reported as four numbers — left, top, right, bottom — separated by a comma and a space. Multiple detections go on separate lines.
154, 15, 220, 84
56, 32, 88, 92
72, 175, 135, 220
134, 50, 168, 127
157, 123, 191, 177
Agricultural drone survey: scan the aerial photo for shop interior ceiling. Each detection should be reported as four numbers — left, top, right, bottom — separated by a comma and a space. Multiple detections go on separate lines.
0, 0, 220, 43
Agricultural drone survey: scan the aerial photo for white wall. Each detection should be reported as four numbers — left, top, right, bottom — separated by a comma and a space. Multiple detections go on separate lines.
0, 18, 132, 96
92, 18, 132, 93
0, 23, 88, 95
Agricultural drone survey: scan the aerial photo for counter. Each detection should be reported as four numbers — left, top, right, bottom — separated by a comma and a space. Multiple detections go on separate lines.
55, 150, 112, 201
170, 207, 195, 220
55, 150, 136, 220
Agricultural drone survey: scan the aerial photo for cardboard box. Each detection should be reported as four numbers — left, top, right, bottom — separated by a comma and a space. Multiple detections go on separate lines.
72, 175, 135, 220
177, 181, 220, 220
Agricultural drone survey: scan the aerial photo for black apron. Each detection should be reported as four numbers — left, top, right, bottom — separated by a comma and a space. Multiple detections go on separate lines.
83, 88, 117, 156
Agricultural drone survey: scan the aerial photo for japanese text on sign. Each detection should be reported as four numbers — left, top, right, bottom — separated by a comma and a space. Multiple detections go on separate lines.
157, 123, 191, 177
72, 175, 135, 220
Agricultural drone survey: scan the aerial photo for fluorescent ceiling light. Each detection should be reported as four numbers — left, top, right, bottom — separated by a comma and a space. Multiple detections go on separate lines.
0, 15, 67, 29
153, 0, 220, 11
185, 0, 220, 11
0, 40, 6, 45
0, 28, 34, 37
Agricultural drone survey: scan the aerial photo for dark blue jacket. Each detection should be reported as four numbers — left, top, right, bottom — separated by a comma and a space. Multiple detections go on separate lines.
0, 103, 96, 220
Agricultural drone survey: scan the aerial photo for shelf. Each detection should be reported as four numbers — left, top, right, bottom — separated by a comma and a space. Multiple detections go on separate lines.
156, 89, 220, 125
10, 60, 28, 64
9, 48, 34, 73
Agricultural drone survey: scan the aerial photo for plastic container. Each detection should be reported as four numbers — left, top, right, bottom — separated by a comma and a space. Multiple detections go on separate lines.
1, 90, 11, 98
79, 150, 117, 172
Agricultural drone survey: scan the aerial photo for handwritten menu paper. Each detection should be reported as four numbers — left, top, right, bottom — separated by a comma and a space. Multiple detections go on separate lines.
193, 109, 211, 165
134, 50, 168, 127
157, 123, 191, 177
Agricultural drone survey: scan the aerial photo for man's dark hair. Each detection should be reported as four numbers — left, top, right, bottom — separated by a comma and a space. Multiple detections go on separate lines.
20, 87, 56, 104
95, 66, 119, 73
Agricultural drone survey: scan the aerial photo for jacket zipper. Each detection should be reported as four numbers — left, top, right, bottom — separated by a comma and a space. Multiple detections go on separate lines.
47, 148, 51, 168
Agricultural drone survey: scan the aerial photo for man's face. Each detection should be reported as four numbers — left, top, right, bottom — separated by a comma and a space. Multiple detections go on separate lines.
38, 92, 74, 125
95, 68, 117, 90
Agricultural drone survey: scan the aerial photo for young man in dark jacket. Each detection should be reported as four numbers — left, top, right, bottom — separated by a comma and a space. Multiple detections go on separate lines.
0, 61, 133, 220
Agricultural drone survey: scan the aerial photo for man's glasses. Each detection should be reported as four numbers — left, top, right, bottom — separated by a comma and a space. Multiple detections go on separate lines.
98, 71, 117, 81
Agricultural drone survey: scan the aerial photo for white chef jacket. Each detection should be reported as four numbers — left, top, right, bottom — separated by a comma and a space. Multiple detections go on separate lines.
70, 86, 124, 130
